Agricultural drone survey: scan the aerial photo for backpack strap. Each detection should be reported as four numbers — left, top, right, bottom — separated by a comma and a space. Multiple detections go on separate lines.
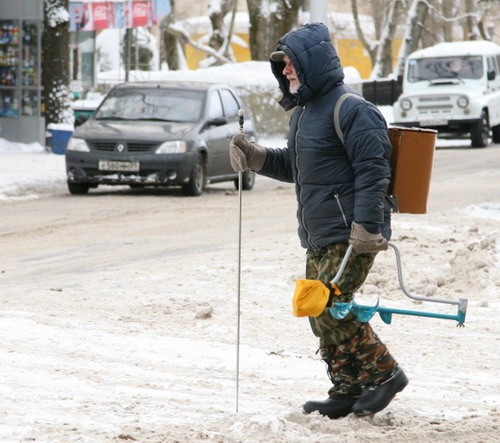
333, 91, 399, 212
333, 92, 361, 145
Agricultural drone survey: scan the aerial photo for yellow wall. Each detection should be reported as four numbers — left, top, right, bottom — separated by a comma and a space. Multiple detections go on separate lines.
336, 39, 372, 78
334, 38, 403, 78
185, 33, 402, 79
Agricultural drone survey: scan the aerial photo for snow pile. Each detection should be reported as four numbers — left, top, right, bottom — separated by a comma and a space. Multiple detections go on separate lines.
1, 59, 499, 443
0, 148, 65, 201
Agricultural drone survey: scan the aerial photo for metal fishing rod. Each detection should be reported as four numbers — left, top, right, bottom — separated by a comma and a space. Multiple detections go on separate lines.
236, 108, 244, 412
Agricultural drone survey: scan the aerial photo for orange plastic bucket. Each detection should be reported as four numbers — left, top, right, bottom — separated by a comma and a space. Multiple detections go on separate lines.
388, 127, 437, 214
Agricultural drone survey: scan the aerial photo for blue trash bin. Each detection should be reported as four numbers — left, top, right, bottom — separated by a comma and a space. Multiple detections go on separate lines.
48, 124, 73, 155
51, 129, 73, 155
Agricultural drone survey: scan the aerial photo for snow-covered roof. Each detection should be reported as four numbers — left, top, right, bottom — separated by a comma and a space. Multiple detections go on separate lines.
410, 41, 500, 59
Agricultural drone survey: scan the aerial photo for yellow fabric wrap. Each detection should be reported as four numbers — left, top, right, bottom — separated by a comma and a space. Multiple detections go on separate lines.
293, 279, 330, 317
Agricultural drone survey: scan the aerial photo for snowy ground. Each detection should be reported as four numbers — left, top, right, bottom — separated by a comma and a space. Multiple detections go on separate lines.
2, 81, 500, 443
1, 134, 499, 442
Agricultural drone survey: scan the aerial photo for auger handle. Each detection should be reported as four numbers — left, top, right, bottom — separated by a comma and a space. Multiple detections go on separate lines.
330, 244, 354, 285
330, 242, 468, 322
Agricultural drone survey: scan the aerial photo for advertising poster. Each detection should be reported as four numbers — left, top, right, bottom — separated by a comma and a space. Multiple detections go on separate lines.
69, 0, 171, 31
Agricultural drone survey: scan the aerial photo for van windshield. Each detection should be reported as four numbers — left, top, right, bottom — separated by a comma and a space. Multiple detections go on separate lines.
407, 56, 484, 82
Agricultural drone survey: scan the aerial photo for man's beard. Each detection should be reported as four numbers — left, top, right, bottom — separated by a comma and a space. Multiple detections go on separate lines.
289, 81, 300, 95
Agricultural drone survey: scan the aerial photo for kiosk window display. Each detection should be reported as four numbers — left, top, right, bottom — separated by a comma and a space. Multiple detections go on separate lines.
0, 0, 44, 145
0, 20, 40, 118
0, 21, 21, 117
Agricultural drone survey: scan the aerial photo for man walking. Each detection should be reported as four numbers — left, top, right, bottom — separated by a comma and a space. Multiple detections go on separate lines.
229, 23, 408, 418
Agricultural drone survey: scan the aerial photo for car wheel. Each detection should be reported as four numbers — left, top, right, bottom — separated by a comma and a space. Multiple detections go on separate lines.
182, 154, 207, 196
470, 110, 489, 148
234, 170, 255, 191
68, 182, 90, 195
492, 124, 500, 144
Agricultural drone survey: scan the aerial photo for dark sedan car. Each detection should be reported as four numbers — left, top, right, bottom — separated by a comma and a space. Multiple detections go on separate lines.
65, 81, 257, 196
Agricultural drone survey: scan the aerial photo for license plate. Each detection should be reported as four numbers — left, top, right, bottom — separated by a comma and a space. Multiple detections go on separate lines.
98, 160, 140, 172
420, 119, 448, 127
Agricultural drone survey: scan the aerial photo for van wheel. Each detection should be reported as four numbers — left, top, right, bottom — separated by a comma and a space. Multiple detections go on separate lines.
492, 124, 500, 144
68, 182, 90, 195
182, 154, 206, 196
470, 110, 489, 148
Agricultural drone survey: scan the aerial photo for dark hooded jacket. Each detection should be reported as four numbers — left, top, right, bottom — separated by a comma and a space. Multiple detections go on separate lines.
259, 23, 392, 251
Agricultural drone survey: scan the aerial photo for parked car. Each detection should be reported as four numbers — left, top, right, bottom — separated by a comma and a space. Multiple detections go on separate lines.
65, 81, 257, 196
393, 40, 500, 148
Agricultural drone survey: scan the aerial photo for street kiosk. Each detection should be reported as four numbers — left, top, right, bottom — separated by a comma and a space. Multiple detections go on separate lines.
0, 0, 44, 145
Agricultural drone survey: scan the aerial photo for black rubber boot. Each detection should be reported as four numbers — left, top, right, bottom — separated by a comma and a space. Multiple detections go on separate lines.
352, 367, 409, 416
303, 395, 358, 419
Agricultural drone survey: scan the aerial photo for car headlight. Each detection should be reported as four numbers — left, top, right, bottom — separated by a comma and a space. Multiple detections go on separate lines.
457, 96, 469, 108
400, 99, 412, 111
67, 137, 90, 152
156, 141, 187, 154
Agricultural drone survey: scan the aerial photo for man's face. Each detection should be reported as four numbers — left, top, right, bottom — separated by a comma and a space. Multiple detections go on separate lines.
282, 55, 300, 94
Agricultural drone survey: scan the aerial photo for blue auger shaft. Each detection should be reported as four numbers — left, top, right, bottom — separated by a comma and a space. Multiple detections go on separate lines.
361, 304, 467, 325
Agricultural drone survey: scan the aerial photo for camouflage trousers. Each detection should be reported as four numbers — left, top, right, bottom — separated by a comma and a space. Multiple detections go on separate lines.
306, 243, 397, 397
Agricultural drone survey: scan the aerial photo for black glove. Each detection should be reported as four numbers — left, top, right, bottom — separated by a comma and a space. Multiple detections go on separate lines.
349, 222, 388, 254
229, 133, 266, 172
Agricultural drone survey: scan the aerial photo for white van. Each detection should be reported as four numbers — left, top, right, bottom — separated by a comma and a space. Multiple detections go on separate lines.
393, 40, 500, 147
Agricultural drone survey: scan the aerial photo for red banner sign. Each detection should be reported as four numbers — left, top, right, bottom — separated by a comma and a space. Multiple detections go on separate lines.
130, 1, 152, 27
69, 1, 170, 31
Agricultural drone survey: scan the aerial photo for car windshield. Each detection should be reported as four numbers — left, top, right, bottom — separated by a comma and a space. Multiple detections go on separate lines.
95, 88, 205, 122
407, 55, 484, 82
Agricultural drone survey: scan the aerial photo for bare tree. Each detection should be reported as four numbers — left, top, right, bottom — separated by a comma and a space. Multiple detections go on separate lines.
246, 0, 303, 61
441, 0, 459, 41
207, 0, 238, 64
352, 0, 401, 78
351, 0, 376, 62
395, 0, 499, 77
161, 0, 186, 70
371, 0, 401, 78
159, 0, 499, 76
418, 0, 498, 45
42, 0, 73, 125
122, 29, 154, 71
472, 0, 496, 41
162, 0, 238, 69
395, 0, 429, 76
464, 0, 481, 39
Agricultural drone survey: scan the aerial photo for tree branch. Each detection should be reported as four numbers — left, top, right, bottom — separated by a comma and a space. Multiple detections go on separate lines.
166, 23, 233, 65
350, 0, 376, 60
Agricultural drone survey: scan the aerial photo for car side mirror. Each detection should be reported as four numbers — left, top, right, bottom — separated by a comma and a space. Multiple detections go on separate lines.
75, 114, 90, 127
207, 117, 227, 127
487, 70, 496, 81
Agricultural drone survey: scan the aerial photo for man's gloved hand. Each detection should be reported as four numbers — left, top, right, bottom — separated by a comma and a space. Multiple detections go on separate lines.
349, 222, 388, 254
229, 133, 267, 172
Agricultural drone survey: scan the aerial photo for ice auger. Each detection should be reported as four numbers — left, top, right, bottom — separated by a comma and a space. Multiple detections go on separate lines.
327, 243, 468, 326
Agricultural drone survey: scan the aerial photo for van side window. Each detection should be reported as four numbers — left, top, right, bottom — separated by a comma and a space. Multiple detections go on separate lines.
487, 57, 495, 73
486, 56, 499, 80
496, 55, 500, 74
